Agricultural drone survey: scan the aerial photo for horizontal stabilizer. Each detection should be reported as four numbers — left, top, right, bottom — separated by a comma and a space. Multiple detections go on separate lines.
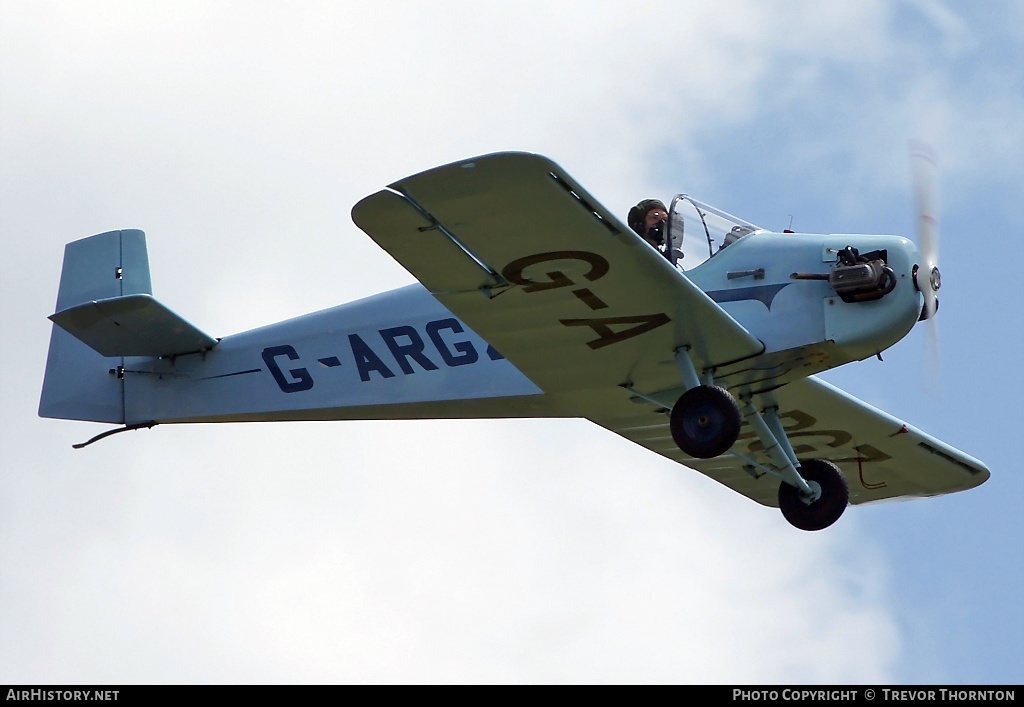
49, 293, 218, 357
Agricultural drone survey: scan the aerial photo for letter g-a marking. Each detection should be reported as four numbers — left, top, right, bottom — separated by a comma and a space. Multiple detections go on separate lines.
501, 251, 610, 293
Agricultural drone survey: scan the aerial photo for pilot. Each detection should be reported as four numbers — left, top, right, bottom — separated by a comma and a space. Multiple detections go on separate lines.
627, 199, 669, 253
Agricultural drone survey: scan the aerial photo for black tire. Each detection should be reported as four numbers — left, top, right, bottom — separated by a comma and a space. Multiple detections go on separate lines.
669, 385, 742, 459
778, 459, 849, 531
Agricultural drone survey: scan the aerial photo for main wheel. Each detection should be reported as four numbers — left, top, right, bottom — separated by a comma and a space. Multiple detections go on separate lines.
669, 385, 742, 459
778, 459, 849, 531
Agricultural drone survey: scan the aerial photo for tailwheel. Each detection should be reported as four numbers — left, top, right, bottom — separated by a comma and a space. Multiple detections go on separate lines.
669, 385, 741, 459
778, 459, 849, 531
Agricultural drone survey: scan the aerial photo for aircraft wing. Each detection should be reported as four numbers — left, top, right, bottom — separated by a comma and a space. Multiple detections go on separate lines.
609, 375, 989, 506
352, 152, 986, 508
352, 152, 764, 406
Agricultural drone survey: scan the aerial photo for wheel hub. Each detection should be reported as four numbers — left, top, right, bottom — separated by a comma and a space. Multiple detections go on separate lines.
799, 480, 823, 505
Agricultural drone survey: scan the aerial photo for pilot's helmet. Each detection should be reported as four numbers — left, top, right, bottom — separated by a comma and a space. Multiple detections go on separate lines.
628, 199, 667, 236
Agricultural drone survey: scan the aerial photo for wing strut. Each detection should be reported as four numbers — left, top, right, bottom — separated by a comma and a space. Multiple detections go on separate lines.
389, 187, 509, 295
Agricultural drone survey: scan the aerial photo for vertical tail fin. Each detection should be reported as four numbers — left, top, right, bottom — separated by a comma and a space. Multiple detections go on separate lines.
39, 230, 152, 423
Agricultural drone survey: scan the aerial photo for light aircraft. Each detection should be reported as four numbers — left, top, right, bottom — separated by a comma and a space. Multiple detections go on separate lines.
39, 151, 989, 530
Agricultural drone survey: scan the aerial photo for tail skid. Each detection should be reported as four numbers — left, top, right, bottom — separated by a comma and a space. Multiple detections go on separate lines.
72, 421, 158, 449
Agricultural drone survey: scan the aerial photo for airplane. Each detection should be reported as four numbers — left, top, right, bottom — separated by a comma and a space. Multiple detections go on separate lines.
38, 151, 989, 531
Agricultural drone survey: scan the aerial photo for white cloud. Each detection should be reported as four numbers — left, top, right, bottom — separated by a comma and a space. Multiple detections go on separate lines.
2, 420, 899, 682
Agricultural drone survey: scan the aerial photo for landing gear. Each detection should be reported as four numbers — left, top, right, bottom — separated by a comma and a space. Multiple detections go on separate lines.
667, 348, 848, 530
669, 385, 741, 459
778, 459, 849, 531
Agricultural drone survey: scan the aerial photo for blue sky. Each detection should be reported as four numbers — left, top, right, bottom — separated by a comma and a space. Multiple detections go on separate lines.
1, 0, 1021, 683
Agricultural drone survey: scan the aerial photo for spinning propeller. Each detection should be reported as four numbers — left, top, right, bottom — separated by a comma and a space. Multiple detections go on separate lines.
910, 141, 942, 384
911, 141, 941, 321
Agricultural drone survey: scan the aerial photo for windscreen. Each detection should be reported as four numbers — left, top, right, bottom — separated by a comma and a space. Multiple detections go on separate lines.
667, 195, 764, 269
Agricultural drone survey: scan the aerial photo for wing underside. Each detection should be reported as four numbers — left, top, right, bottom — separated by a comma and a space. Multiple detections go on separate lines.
352, 152, 764, 402
605, 375, 988, 506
